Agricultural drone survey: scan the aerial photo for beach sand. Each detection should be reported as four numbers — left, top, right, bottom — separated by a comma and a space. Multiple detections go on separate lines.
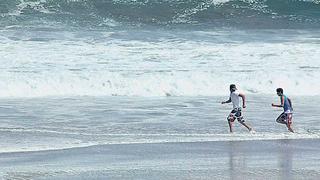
1, 139, 320, 180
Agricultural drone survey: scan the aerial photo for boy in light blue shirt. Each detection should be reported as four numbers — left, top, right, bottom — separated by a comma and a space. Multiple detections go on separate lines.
272, 88, 294, 133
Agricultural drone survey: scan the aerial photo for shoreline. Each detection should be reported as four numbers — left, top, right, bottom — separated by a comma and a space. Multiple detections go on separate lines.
1, 139, 320, 179
0, 132, 319, 154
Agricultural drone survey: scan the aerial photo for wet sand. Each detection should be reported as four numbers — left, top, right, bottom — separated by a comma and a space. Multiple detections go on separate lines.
1, 139, 320, 180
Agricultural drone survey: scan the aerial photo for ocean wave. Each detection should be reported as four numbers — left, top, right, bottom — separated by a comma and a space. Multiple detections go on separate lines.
0, 69, 318, 97
1, 0, 320, 28
0, 34, 319, 97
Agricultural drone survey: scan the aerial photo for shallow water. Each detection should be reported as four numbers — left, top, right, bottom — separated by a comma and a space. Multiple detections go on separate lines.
0, 95, 319, 153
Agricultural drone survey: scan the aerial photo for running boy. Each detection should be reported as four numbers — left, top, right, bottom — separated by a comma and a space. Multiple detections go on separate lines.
272, 88, 294, 133
221, 84, 253, 133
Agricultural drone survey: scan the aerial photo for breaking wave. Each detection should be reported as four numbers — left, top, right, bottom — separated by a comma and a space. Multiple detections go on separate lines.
1, 0, 320, 29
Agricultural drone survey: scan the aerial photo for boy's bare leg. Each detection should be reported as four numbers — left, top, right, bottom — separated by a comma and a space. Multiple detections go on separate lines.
227, 114, 234, 133
228, 120, 233, 133
239, 121, 252, 131
286, 114, 294, 133
276, 113, 287, 124
287, 125, 294, 133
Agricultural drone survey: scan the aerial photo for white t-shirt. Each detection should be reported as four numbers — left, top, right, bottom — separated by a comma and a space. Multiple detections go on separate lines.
230, 90, 241, 109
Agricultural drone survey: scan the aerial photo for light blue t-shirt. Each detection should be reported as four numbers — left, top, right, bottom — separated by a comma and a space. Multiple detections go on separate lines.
283, 95, 293, 113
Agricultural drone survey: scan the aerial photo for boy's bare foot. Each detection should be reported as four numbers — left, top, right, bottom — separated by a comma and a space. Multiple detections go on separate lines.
249, 128, 256, 134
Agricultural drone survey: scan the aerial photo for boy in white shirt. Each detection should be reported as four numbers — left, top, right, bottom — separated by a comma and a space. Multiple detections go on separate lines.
221, 84, 253, 133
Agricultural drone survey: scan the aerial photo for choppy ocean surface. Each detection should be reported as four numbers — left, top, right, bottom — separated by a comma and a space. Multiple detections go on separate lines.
0, 0, 320, 97
0, 1, 320, 178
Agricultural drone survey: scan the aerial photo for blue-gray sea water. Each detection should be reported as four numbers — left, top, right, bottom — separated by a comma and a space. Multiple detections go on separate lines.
1, 0, 320, 179
0, 0, 320, 97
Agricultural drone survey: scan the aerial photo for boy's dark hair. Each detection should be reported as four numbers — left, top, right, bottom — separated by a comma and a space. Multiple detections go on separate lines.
230, 84, 236, 89
276, 88, 283, 94
229, 84, 237, 92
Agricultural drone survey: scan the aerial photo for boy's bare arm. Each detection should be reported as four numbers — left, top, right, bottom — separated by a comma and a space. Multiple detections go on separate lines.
239, 93, 246, 108
272, 96, 284, 107
221, 97, 231, 104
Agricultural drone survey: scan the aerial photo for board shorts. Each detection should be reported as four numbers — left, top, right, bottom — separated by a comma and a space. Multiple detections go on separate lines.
227, 108, 244, 123
276, 112, 292, 125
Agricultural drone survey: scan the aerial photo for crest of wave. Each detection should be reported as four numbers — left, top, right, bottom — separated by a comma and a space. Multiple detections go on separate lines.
7, 0, 53, 16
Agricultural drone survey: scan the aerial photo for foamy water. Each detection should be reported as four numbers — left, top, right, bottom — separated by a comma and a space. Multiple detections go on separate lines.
1, 30, 320, 97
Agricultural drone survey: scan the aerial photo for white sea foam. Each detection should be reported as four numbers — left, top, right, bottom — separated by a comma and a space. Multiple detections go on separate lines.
8, 0, 53, 16
0, 31, 319, 97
